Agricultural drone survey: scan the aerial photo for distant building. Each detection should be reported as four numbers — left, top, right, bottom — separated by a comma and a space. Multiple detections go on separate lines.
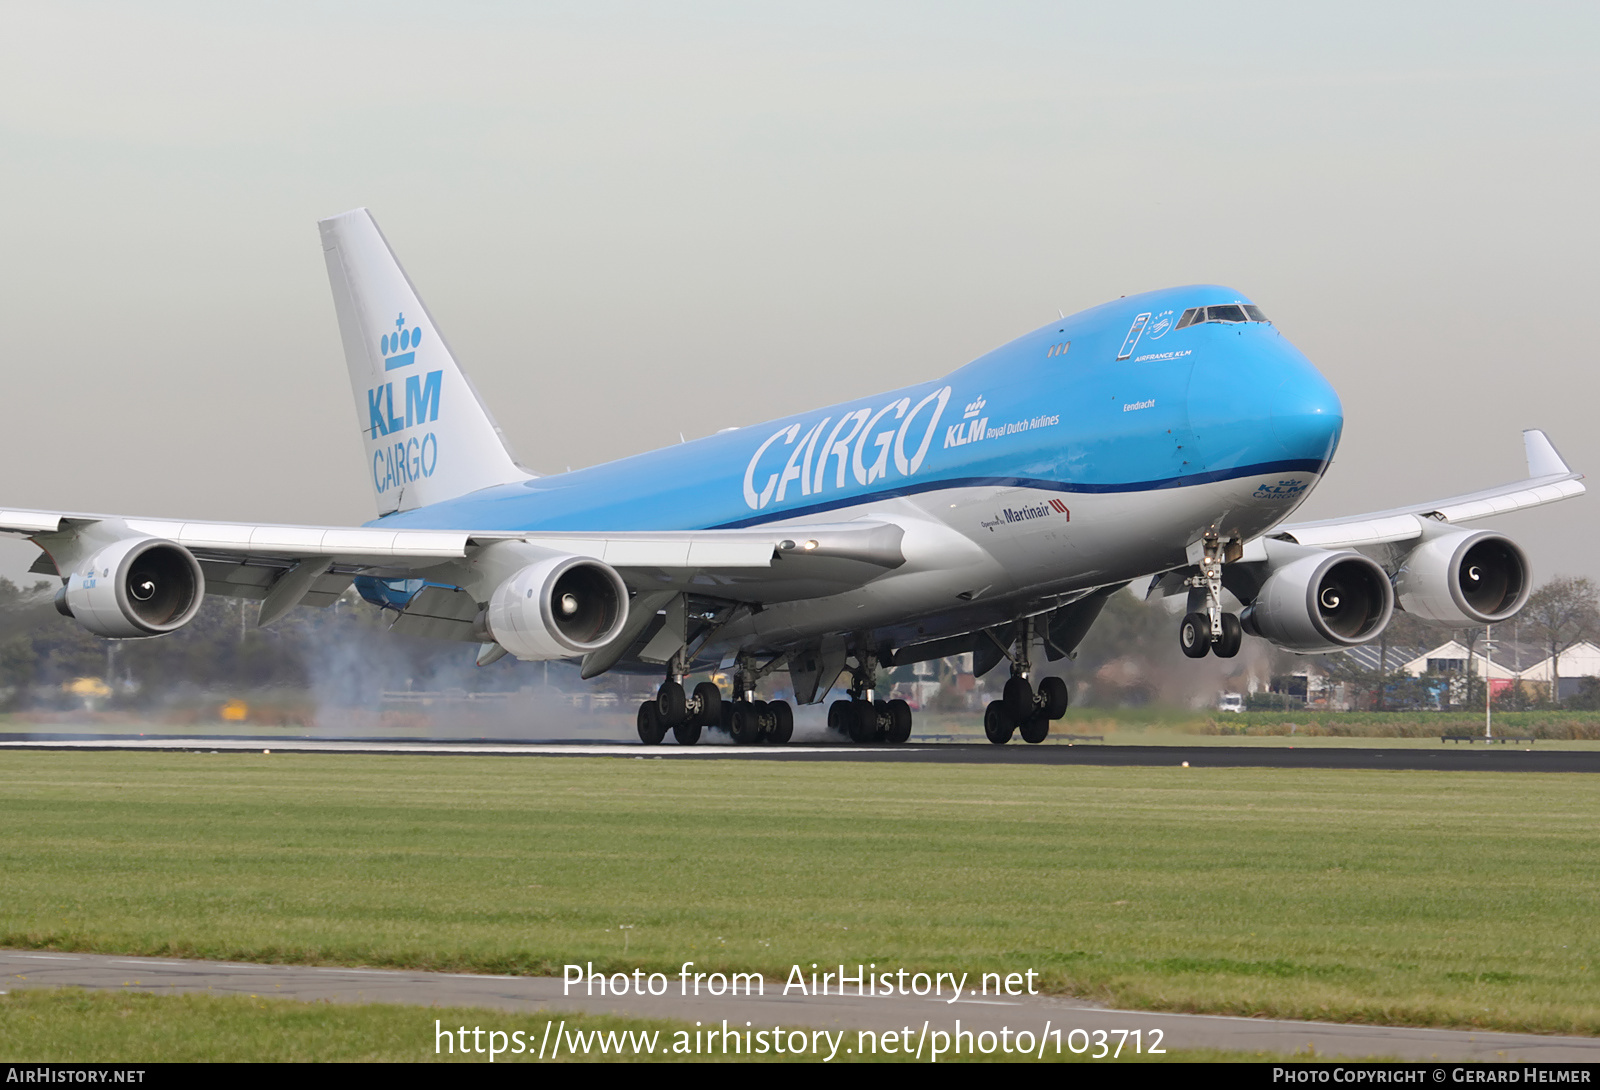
1305, 636, 1600, 708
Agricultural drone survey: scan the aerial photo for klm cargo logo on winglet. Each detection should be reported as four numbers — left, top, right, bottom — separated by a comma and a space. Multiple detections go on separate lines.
368, 312, 443, 493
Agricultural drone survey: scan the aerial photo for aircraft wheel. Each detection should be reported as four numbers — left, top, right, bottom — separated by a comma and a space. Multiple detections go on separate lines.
872, 699, 891, 741
1179, 613, 1212, 659
827, 699, 853, 735
1038, 676, 1069, 720
1214, 613, 1243, 658
672, 720, 702, 745
1003, 675, 1034, 720
849, 700, 877, 743
693, 681, 722, 727
729, 702, 760, 745
636, 701, 665, 745
769, 700, 794, 744
1019, 715, 1050, 744
983, 700, 1015, 745
657, 679, 687, 723
885, 698, 912, 744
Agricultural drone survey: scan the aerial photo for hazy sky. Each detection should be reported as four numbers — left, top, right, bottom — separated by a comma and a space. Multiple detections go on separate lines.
1, 2, 1596, 584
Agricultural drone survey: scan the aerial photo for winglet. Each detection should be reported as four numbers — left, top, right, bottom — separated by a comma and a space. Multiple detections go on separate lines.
1524, 429, 1574, 479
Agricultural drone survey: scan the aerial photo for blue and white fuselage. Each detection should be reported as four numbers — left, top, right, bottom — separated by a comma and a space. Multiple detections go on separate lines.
368, 284, 1341, 663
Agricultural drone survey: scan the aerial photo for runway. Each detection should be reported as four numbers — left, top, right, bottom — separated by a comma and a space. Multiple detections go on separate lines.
3, 950, 1595, 1061
0, 733, 1595, 772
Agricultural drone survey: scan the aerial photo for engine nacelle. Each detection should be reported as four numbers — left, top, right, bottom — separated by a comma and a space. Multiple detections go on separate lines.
1393, 529, 1529, 625
485, 555, 630, 660
1240, 550, 1394, 653
58, 537, 206, 638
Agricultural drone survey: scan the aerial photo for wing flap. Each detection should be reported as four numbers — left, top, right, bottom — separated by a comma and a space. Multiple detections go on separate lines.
0, 511, 64, 537
389, 584, 481, 641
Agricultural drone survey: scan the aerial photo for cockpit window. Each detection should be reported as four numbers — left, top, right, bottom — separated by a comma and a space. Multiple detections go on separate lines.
1176, 302, 1270, 329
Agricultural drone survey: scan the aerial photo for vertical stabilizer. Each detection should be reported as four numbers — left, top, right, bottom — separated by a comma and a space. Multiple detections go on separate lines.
320, 208, 533, 516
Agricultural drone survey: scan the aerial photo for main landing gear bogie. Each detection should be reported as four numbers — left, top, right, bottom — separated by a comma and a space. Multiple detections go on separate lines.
727, 698, 794, 745
984, 674, 1069, 745
827, 698, 912, 745
638, 677, 733, 746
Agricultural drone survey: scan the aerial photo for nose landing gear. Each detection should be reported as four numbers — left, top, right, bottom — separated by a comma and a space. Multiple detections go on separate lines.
1178, 533, 1243, 659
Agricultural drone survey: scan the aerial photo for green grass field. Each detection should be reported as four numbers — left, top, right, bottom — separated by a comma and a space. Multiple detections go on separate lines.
0, 752, 1596, 1039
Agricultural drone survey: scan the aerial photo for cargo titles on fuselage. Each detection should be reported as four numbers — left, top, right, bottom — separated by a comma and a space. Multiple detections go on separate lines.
741, 387, 952, 511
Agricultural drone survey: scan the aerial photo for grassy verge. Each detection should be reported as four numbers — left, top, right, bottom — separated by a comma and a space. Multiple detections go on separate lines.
0, 989, 1326, 1062
0, 753, 1596, 1036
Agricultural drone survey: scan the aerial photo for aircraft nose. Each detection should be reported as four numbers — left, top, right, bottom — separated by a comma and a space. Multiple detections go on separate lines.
1271, 369, 1343, 463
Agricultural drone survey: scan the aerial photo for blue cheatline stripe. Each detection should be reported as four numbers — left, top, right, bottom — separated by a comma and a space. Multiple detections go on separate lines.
707, 459, 1328, 529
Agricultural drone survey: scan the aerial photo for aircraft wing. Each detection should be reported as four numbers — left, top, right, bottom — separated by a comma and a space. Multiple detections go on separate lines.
4, 508, 906, 613
1259, 429, 1584, 552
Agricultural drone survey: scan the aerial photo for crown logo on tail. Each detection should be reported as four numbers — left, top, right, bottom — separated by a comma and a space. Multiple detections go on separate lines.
381, 313, 423, 371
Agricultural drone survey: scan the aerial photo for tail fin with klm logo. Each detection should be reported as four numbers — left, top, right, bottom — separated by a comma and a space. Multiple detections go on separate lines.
319, 208, 533, 516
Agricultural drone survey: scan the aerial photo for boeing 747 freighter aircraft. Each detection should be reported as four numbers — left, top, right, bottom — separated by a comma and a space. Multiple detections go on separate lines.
8, 210, 1584, 744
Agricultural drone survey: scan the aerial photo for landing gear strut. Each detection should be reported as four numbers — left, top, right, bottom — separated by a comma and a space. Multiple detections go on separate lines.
983, 616, 1070, 744
1179, 533, 1242, 659
827, 647, 912, 744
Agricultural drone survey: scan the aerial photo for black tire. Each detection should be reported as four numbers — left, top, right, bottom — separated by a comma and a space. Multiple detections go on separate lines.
1214, 613, 1243, 658
720, 700, 734, 734
849, 700, 877, 743
1038, 676, 1069, 720
730, 702, 760, 745
636, 701, 665, 745
657, 679, 687, 723
984, 700, 1015, 745
1003, 675, 1035, 720
827, 699, 853, 735
693, 681, 722, 727
885, 698, 912, 744
672, 720, 702, 745
1019, 715, 1049, 744
769, 700, 794, 744
1179, 612, 1212, 659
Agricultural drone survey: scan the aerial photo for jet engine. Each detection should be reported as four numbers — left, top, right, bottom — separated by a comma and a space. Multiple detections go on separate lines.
56, 537, 206, 638
1239, 550, 1393, 654
485, 555, 630, 660
1393, 529, 1529, 626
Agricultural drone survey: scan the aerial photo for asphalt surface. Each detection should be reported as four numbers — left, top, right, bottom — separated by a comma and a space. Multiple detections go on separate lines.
3, 951, 1596, 1061
1, 733, 1595, 772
